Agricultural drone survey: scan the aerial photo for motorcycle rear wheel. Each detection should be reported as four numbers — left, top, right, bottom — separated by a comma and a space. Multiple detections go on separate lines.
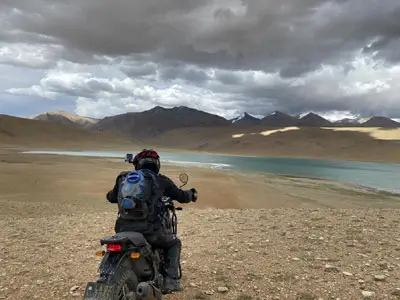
113, 268, 138, 300
86, 267, 138, 300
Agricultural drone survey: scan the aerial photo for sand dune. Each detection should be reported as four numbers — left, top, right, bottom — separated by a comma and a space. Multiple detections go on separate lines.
233, 126, 400, 140
322, 127, 400, 140
148, 126, 400, 163
30, 110, 99, 124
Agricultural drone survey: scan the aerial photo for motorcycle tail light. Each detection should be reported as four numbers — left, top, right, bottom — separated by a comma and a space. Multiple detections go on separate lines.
106, 243, 122, 252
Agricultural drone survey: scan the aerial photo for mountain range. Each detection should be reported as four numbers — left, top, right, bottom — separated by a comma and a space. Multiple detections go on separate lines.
228, 111, 400, 128
2, 106, 400, 163
29, 106, 400, 141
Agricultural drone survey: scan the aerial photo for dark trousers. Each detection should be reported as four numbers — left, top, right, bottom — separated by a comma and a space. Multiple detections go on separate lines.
145, 228, 181, 279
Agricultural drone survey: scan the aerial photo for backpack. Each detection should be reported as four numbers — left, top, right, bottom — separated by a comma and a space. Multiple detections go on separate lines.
117, 169, 160, 221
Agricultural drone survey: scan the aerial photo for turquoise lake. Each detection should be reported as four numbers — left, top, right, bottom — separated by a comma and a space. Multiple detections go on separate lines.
24, 150, 400, 194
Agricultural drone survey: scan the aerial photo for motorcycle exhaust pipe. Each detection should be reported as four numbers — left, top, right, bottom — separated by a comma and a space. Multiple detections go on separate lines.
136, 282, 162, 300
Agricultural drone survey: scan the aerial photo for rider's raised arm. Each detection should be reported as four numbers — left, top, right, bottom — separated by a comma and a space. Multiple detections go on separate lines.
106, 186, 118, 203
106, 171, 129, 203
159, 175, 193, 203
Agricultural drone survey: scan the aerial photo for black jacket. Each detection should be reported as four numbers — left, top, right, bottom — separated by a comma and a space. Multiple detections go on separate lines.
106, 171, 194, 233
106, 171, 194, 204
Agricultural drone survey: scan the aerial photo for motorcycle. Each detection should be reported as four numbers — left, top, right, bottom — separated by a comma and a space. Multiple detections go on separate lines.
82, 172, 189, 300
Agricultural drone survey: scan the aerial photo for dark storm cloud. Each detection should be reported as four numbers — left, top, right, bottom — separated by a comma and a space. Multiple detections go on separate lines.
2, 0, 400, 74
1, 0, 400, 118
120, 62, 158, 78
157, 62, 211, 83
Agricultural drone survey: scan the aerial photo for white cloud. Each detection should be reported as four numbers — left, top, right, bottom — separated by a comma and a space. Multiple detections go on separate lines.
1, 0, 400, 119
0, 43, 58, 69
5, 52, 400, 119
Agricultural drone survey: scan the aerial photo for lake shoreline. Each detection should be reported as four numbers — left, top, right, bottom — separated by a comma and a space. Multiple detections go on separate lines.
20, 148, 400, 194
3, 148, 400, 212
4, 142, 400, 164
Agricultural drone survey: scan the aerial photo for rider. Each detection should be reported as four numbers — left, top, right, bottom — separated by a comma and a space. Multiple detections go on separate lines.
106, 149, 198, 292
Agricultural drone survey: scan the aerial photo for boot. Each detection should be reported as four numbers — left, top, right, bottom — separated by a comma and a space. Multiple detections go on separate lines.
162, 242, 184, 293
162, 276, 183, 292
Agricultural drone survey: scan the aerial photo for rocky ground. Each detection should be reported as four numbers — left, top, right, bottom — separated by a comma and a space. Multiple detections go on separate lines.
1, 150, 400, 300
1, 208, 399, 300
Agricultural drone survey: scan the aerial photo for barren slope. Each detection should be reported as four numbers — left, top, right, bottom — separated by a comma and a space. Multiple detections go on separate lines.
30, 111, 99, 129
92, 106, 229, 139
0, 114, 135, 149
148, 126, 400, 163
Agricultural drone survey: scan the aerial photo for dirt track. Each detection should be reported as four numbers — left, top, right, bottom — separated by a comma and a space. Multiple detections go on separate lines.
1, 150, 400, 300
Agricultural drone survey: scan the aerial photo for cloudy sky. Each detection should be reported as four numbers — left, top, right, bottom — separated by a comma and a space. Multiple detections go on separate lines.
1, 0, 400, 120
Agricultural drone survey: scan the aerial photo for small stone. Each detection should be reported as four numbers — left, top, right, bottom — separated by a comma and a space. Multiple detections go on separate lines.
217, 287, 229, 293
342, 271, 353, 277
374, 275, 386, 281
189, 283, 197, 287
378, 261, 389, 269
70, 286, 79, 292
391, 288, 400, 296
204, 290, 214, 295
324, 264, 339, 272
358, 279, 365, 284
292, 257, 300, 261
361, 291, 375, 299
36, 280, 44, 285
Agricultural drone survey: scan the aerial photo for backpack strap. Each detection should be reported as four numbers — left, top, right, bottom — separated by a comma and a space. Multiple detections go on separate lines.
140, 170, 162, 222
116, 171, 130, 205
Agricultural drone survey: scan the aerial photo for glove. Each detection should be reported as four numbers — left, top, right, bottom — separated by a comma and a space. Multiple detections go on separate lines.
190, 188, 198, 202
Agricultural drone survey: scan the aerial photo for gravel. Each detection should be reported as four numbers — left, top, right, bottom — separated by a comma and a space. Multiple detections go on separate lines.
1, 208, 400, 300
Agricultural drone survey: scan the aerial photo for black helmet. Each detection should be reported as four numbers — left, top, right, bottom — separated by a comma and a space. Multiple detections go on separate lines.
132, 149, 160, 174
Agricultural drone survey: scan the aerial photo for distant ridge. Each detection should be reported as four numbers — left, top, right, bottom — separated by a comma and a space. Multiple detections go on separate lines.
25, 106, 400, 133
361, 116, 400, 128
91, 106, 229, 139
0, 114, 133, 147
261, 111, 298, 127
230, 112, 261, 125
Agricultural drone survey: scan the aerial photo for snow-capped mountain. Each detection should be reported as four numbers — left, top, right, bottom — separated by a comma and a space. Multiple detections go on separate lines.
230, 112, 261, 125
334, 117, 400, 127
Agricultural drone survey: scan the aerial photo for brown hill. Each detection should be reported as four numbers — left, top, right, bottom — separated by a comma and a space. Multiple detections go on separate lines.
30, 111, 99, 128
261, 111, 298, 127
91, 106, 229, 139
362, 116, 400, 128
297, 113, 333, 127
0, 114, 135, 149
146, 125, 400, 163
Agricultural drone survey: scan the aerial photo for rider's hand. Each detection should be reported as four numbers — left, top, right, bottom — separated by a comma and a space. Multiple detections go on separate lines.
190, 188, 198, 202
